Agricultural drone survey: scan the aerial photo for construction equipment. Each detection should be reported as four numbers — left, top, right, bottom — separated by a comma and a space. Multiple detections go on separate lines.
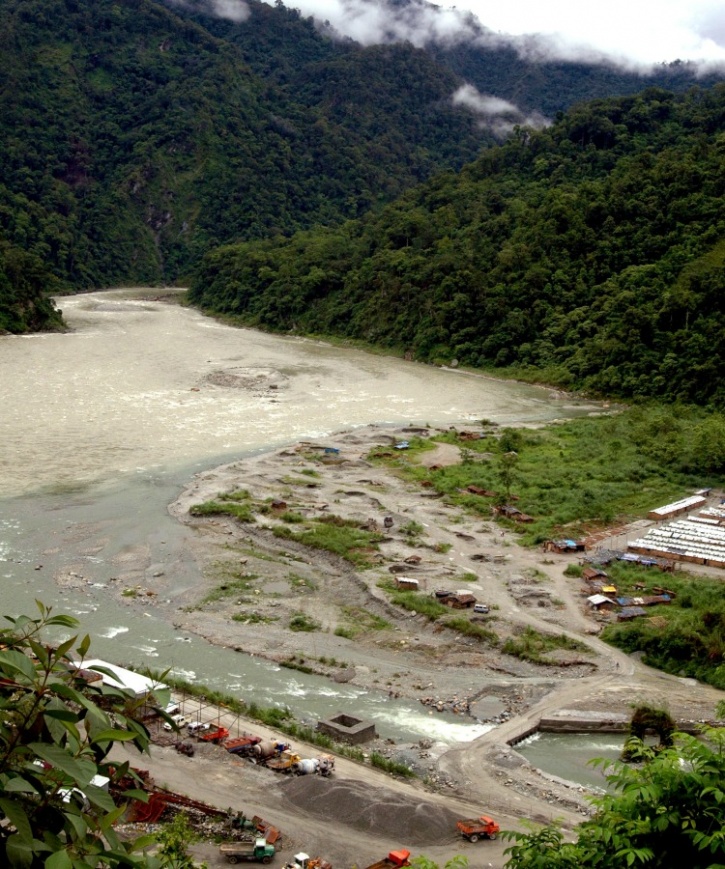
252, 739, 290, 762
456, 815, 500, 842
225, 735, 262, 756
363, 850, 411, 869
198, 725, 229, 744
265, 750, 302, 773
284, 853, 332, 869
219, 838, 275, 864
293, 754, 335, 777
128, 790, 229, 824
228, 812, 282, 845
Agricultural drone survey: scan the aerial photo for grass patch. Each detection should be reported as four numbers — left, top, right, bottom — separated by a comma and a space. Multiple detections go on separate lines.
288, 572, 316, 590
272, 514, 385, 567
289, 612, 321, 632
600, 565, 725, 690
377, 579, 449, 621
367, 407, 716, 545
369, 752, 415, 778
502, 626, 590, 664
201, 575, 256, 605
452, 571, 479, 583
334, 609, 391, 639
444, 616, 498, 645
400, 520, 425, 540
231, 612, 277, 625
190, 489, 260, 522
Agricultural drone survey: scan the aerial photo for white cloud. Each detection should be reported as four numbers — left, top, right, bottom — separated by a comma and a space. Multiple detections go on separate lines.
258, 0, 725, 67
452, 84, 551, 137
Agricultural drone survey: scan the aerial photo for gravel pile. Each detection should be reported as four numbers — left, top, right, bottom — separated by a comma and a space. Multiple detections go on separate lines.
279, 777, 460, 845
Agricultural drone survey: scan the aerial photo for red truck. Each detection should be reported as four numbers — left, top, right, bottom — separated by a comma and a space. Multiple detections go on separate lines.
198, 726, 230, 744
363, 850, 411, 869
456, 815, 500, 842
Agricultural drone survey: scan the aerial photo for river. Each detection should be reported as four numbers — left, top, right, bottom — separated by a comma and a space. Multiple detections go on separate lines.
0, 289, 597, 743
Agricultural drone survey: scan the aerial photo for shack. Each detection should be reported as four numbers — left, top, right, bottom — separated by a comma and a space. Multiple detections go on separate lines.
545, 539, 587, 553
494, 505, 534, 523
441, 591, 477, 609
395, 576, 420, 591
587, 594, 616, 611
617, 606, 647, 621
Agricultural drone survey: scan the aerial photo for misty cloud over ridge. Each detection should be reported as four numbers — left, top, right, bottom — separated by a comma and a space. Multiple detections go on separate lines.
452, 85, 550, 137
271, 0, 725, 69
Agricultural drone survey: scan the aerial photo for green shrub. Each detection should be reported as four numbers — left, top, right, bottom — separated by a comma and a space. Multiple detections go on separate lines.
289, 612, 321, 632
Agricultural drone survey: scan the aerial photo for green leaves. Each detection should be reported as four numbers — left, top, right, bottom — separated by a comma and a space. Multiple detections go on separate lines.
0, 606, 159, 867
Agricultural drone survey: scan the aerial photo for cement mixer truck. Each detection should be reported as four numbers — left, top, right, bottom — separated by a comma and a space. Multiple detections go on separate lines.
251, 740, 290, 764
293, 754, 335, 777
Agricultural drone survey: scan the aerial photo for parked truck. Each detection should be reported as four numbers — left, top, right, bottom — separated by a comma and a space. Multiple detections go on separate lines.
292, 754, 335, 777
283, 853, 332, 869
252, 740, 290, 763
265, 750, 302, 773
456, 815, 500, 842
363, 850, 411, 869
225, 735, 263, 757
198, 725, 229, 744
219, 838, 275, 864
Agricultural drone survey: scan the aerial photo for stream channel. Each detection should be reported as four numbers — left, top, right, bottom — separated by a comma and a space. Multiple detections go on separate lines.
1, 289, 600, 745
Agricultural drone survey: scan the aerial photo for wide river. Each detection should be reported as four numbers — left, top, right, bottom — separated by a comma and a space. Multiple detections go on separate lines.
0, 289, 596, 743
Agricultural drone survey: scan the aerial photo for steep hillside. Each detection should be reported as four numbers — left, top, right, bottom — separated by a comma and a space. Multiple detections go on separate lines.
3, 0, 724, 333
0, 0, 484, 297
190, 86, 725, 407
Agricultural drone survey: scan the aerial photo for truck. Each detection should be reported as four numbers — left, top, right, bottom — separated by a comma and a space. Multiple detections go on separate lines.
292, 754, 335, 777
265, 750, 302, 773
456, 815, 500, 842
363, 850, 411, 869
283, 853, 332, 869
198, 725, 230, 744
252, 740, 290, 762
225, 735, 263, 757
219, 838, 275, 865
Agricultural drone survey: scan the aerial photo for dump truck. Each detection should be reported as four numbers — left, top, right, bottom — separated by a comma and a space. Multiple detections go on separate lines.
219, 838, 275, 864
363, 849, 411, 869
265, 750, 302, 773
198, 725, 229, 744
456, 815, 500, 842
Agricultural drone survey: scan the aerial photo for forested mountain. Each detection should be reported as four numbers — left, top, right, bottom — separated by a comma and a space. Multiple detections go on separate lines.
2, 0, 724, 333
190, 86, 725, 407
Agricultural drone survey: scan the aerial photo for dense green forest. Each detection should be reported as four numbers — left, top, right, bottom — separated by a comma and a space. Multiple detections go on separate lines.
2, 0, 723, 332
191, 85, 725, 406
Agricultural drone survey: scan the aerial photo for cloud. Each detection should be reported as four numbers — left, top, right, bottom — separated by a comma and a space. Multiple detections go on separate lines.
452, 84, 550, 137
256, 0, 725, 68
211, 0, 250, 22
166, 0, 250, 23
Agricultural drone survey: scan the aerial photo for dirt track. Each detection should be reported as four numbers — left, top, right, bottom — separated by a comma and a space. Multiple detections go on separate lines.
117, 423, 724, 867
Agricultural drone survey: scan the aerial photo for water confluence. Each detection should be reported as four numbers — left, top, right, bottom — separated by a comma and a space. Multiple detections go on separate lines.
0, 289, 599, 743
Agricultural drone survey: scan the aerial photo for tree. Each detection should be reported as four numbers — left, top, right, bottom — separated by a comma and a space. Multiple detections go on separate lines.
503, 727, 725, 868
0, 602, 169, 868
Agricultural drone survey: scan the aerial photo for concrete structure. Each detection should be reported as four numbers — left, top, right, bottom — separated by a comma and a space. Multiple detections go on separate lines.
317, 713, 377, 745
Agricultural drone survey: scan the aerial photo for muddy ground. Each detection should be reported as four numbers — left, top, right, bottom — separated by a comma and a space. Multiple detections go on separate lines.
108, 424, 724, 867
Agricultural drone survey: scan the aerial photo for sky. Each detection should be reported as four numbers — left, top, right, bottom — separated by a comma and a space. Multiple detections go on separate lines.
205, 0, 725, 68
